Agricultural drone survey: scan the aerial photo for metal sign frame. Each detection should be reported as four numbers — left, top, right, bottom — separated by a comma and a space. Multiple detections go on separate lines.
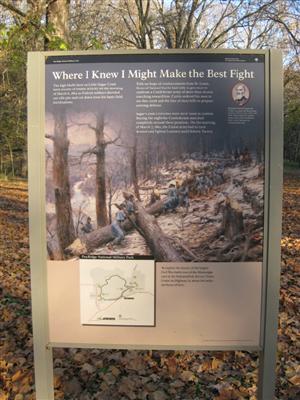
27, 49, 283, 399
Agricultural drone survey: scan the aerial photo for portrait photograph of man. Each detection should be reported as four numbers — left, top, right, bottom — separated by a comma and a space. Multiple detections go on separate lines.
232, 83, 250, 106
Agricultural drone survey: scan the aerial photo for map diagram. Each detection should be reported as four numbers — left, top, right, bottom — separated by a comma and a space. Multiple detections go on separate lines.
80, 259, 155, 326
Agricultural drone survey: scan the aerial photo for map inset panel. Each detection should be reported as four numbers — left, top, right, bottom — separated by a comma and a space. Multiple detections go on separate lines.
80, 259, 155, 326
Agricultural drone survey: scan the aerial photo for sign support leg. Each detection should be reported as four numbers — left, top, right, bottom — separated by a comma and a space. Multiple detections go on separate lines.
28, 52, 55, 400
32, 344, 54, 400
257, 49, 283, 400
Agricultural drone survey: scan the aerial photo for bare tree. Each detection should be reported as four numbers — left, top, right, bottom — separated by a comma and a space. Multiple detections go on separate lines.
80, 113, 120, 227
130, 133, 141, 200
106, 174, 119, 224
107, 0, 154, 48
47, 110, 75, 255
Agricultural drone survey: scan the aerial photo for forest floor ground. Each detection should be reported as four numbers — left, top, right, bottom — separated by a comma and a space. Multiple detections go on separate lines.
0, 172, 299, 400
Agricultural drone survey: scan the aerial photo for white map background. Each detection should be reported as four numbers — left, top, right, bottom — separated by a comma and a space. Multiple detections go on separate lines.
80, 259, 155, 326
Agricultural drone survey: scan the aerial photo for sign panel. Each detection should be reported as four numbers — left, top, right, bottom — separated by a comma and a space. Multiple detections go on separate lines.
44, 52, 266, 348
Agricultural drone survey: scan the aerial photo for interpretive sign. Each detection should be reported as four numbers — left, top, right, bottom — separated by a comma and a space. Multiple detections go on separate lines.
44, 52, 265, 347
28, 50, 282, 399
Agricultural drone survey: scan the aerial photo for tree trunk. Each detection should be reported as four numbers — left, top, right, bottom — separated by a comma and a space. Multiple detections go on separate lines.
145, 134, 151, 179
53, 110, 75, 254
75, 219, 135, 254
221, 197, 244, 240
46, 0, 70, 44
95, 114, 108, 227
128, 198, 183, 262
47, 239, 63, 260
5, 139, 14, 177
66, 197, 174, 259
242, 184, 263, 214
131, 136, 141, 201
108, 177, 113, 224
21, 149, 27, 177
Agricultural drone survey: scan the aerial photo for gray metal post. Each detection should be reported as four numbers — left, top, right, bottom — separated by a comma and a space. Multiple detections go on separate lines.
28, 52, 55, 400
257, 50, 283, 400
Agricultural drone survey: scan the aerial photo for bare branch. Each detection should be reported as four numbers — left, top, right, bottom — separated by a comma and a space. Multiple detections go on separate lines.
104, 134, 121, 146
269, 15, 300, 46
80, 146, 97, 163
207, 0, 278, 48
201, 0, 237, 47
0, 0, 27, 18
0, 0, 40, 28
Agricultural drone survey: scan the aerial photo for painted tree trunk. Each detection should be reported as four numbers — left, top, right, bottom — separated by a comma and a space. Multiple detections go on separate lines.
130, 200, 183, 262
131, 136, 141, 201
95, 114, 108, 227
53, 110, 75, 255
221, 197, 244, 240
65, 197, 181, 262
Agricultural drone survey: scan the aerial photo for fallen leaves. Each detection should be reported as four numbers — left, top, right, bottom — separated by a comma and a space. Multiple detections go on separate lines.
198, 357, 224, 373
166, 356, 177, 376
11, 370, 26, 383
288, 374, 300, 386
0, 181, 34, 399
180, 370, 197, 382
0, 173, 299, 399
213, 381, 245, 400
276, 173, 300, 400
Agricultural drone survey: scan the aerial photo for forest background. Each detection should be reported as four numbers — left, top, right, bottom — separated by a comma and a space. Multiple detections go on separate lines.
1, 0, 300, 176
0, 1, 299, 400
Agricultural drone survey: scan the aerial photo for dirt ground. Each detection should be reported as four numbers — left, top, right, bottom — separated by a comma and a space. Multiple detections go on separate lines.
0, 173, 299, 400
